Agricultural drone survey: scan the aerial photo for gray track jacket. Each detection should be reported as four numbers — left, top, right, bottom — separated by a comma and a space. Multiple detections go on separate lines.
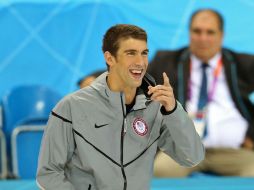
37, 72, 204, 190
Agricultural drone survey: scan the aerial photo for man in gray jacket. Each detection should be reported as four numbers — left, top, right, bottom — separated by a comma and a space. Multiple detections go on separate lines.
37, 24, 204, 190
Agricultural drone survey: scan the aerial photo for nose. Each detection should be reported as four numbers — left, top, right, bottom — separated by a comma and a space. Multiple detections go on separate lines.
135, 54, 146, 66
199, 31, 209, 41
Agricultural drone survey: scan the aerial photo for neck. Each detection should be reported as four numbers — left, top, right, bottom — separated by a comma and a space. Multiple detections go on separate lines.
197, 56, 210, 63
193, 51, 221, 63
195, 52, 222, 64
107, 74, 136, 104
124, 89, 136, 104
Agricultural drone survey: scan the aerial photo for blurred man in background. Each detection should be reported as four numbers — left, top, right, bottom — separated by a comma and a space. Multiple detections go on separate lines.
77, 70, 105, 88
149, 9, 254, 177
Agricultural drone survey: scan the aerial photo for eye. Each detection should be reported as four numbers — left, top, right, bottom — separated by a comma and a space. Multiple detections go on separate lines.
207, 30, 216, 35
126, 51, 136, 56
142, 51, 148, 57
192, 28, 202, 35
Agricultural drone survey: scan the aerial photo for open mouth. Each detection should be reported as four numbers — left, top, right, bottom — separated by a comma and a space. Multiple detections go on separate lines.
129, 69, 143, 80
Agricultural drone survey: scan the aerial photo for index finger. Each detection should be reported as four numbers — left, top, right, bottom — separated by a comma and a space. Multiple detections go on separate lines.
163, 72, 170, 87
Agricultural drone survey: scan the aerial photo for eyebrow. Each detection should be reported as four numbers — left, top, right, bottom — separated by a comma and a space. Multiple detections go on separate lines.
124, 49, 149, 53
191, 27, 217, 32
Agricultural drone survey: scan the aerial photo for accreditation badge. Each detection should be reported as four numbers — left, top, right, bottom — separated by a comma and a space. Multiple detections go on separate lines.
189, 109, 207, 138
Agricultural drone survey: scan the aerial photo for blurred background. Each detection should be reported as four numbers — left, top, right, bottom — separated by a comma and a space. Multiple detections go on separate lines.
1, 0, 254, 97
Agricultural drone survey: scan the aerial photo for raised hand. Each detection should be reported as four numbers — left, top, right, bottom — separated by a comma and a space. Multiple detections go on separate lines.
147, 72, 176, 112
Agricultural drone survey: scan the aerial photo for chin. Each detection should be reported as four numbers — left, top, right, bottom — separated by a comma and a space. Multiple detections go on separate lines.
132, 81, 142, 88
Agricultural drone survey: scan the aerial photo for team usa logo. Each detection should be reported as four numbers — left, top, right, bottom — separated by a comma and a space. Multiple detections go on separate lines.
132, 117, 148, 136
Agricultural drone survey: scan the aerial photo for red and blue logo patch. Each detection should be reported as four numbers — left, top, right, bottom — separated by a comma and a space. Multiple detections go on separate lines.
132, 117, 148, 136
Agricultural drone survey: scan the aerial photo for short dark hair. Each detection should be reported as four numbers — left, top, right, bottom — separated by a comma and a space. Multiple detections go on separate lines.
102, 24, 147, 57
189, 9, 224, 31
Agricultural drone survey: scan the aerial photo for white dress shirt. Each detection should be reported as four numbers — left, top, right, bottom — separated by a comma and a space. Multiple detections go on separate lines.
186, 53, 248, 148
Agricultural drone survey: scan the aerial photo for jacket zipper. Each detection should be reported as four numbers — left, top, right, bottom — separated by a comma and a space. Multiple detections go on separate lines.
120, 93, 127, 190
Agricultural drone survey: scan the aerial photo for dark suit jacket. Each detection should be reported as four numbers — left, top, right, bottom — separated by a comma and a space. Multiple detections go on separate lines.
148, 47, 254, 142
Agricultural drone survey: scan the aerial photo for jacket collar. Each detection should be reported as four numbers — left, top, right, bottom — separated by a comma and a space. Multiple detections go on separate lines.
91, 72, 152, 111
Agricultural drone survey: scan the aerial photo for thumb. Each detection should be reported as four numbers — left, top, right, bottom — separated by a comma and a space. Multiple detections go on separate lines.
163, 72, 170, 87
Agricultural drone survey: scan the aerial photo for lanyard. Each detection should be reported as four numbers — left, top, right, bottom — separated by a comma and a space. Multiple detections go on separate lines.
188, 58, 223, 104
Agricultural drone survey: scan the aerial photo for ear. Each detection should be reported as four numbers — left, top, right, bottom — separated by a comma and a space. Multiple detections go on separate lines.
104, 51, 116, 67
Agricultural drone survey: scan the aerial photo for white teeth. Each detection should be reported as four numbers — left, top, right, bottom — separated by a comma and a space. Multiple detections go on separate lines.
131, 70, 142, 74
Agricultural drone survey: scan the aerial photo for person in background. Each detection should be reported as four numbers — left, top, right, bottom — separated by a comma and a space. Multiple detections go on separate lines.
36, 24, 204, 190
77, 70, 105, 88
148, 8, 254, 177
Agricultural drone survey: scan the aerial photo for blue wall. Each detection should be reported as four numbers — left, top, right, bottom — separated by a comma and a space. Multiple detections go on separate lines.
1, 0, 254, 97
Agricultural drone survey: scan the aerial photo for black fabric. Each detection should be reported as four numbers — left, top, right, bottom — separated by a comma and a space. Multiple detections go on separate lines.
126, 101, 135, 114
160, 100, 178, 115
139, 72, 156, 99
51, 111, 72, 123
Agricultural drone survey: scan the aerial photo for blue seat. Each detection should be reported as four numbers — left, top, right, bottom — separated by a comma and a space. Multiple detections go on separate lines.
0, 128, 7, 179
0, 106, 8, 179
1, 85, 62, 179
189, 171, 220, 178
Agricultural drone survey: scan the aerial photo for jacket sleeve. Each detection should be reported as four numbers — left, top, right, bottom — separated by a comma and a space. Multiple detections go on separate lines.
157, 101, 205, 167
36, 99, 76, 190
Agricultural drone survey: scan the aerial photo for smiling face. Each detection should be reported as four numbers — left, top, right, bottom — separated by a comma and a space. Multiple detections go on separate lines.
190, 10, 223, 62
105, 37, 149, 91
